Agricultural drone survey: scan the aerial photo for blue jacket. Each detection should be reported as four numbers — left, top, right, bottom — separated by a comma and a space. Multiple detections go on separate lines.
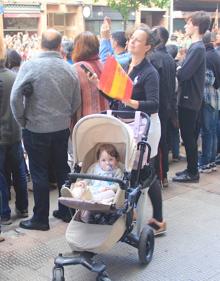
99, 39, 131, 67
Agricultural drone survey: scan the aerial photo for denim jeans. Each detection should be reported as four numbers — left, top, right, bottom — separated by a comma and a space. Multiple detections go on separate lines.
217, 111, 220, 153
22, 129, 70, 224
0, 141, 28, 219
200, 104, 218, 166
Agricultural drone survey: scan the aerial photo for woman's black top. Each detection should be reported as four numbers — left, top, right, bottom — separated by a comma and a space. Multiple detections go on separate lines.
118, 57, 159, 115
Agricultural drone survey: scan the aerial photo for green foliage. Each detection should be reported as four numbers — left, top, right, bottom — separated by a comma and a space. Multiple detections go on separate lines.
94, 0, 170, 29
102, 0, 170, 21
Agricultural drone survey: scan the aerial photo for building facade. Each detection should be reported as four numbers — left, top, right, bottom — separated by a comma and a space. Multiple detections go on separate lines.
173, 0, 220, 32
1, 0, 219, 38
1, 0, 168, 38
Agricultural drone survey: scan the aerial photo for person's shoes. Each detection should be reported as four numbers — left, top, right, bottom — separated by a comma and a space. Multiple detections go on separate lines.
210, 162, 217, 172
172, 157, 180, 162
60, 186, 73, 198
162, 178, 169, 188
198, 164, 211, 173
148, 218, 167, 237
15, 208, 29, 218
172, 170, 199, 183
0, 235, 5, 242
172, 155, 185, 162
19, 219, 49, 231
1, 217, 12, 225
53, 210, 71, 223
215, 154, 220, 165
175, 169, 188, 176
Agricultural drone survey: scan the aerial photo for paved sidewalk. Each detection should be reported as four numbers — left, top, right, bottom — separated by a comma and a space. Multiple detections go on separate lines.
0, 159, 220, 281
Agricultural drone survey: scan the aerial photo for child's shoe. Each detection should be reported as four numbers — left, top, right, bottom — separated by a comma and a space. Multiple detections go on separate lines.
61, 186, 73, 198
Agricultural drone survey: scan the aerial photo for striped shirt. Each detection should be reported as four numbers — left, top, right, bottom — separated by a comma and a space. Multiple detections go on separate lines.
203, 69, 220, 110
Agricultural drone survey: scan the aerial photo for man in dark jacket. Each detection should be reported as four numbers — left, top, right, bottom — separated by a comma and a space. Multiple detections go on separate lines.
150, 27, 176, 187
173, 11, 211, 182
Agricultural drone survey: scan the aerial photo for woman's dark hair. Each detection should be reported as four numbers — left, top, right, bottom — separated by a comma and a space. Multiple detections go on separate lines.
61, 40, 74, 60
5, 49, 21, 69
97, 144, 120, 161
72, 31, 99, 62
202, 30, 215, 45
151, 26, 169, 46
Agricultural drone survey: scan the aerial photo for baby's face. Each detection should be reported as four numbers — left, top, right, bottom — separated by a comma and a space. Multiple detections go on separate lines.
99, 150, 117, 171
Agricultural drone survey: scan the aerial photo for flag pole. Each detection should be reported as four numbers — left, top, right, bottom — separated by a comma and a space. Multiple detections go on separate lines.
0, 1, 4, 61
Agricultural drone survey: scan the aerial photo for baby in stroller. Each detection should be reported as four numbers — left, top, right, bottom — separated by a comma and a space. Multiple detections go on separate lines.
61, 143, 123, 204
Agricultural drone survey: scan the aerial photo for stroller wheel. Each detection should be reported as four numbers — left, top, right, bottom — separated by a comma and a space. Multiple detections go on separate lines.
52, 266, 65, 281
96, 271, 111, 281
138, 225, 154, 265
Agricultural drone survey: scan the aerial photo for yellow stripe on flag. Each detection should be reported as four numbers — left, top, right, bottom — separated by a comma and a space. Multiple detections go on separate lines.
108, 64, 127, 99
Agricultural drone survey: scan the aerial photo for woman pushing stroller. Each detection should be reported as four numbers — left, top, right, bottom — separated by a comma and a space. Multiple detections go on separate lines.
89, 24, 166, 236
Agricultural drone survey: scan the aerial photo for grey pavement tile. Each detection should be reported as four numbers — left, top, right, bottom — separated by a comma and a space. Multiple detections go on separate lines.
1, 159, 220, 281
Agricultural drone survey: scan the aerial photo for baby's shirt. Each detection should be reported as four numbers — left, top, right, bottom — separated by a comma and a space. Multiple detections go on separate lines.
86, 162, 123, 194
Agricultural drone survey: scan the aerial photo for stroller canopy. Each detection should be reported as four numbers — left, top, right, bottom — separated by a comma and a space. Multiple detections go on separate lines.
72, 114, 136, 172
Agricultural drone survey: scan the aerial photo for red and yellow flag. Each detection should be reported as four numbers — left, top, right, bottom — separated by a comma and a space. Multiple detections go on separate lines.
99, 56, 133, 101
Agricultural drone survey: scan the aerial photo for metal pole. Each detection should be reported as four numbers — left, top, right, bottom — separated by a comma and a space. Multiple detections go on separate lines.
169, 0, 174, 35
0, 0, 4, 60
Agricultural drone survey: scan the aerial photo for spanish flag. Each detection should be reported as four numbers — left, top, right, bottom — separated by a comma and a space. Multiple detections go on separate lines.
99, 56, 133, 101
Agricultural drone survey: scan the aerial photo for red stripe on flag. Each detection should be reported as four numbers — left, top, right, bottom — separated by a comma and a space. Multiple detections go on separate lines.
99, 56, 117, 94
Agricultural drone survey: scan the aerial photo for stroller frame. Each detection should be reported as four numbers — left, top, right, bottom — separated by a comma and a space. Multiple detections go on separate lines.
53, 111, 155, 281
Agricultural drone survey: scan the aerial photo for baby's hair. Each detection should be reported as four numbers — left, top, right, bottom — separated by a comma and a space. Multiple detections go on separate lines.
97, 144, 120, 161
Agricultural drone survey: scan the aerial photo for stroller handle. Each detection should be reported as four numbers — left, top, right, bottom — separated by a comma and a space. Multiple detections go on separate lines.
101, 110, 151, 140
68, 172, 127, 190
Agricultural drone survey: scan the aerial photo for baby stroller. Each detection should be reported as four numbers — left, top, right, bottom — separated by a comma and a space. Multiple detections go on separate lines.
52, 111, 157, 281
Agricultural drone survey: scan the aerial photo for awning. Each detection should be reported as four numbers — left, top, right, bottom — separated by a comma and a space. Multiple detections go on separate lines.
4, 13, 40, 18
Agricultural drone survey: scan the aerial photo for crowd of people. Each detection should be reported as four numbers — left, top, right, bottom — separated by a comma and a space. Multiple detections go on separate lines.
0, 11, 220, 243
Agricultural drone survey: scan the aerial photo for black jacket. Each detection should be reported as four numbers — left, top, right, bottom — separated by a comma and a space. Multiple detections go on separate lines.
177, 41, 206, 111
119, 58, 159, 115
150, 45, 176, 119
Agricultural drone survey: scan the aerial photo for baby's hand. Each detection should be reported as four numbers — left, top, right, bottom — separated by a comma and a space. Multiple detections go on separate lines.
75, 181, 87, 189
101, 187, 110, 192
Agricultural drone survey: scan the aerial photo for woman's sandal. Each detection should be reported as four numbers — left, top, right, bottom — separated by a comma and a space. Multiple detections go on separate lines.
148, 218, 167, 237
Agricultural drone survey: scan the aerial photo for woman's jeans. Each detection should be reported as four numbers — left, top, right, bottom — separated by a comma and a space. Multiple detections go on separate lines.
200, 104, 218, 166
0, 141, 28, 219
